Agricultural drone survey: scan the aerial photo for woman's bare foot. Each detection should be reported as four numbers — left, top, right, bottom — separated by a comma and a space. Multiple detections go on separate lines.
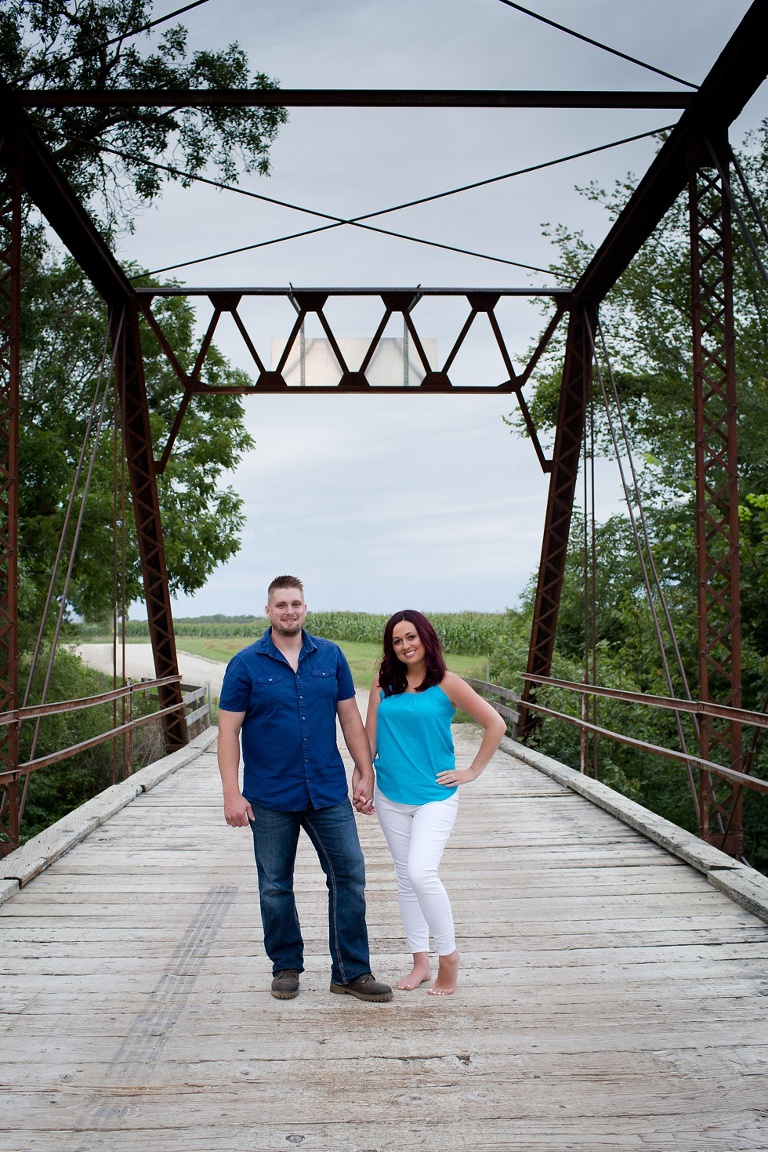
396, 951, 431, 990
428, 950, 459, 996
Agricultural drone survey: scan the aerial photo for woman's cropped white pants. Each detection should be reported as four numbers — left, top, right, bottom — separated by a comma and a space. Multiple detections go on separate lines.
375, 787, 459, 956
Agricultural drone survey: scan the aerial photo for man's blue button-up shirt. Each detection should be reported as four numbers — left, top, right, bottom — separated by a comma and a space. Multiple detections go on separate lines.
219, 628, 356, 811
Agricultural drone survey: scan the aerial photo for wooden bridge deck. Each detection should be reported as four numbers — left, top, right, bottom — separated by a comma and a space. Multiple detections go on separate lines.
2, 718, 768, 1152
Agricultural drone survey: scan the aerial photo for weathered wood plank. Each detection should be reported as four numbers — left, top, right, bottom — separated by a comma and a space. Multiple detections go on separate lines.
1, 714, 767, 1152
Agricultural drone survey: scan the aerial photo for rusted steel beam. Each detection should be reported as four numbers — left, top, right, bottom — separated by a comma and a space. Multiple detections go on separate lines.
6, 700, 189, 780
0, 674, 181, 727
0, 152, 21, 856
114, 305, 187, 753
689, 141, 743, 856
18, 89, 693, 110
521, 697, 768, 799
522, 673, 768, 730
141, 287, 544, 395
189, 384, 517, 395
0, 79, 133, 309
518, 304, 595, 739
135, 286, 570, 298
574, 0, 768, 305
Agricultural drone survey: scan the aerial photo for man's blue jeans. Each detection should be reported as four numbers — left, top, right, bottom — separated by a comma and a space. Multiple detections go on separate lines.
246, 797, 371, 986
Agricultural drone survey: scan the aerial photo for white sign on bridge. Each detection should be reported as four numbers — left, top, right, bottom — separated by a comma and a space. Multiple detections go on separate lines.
271, 336, 438, 387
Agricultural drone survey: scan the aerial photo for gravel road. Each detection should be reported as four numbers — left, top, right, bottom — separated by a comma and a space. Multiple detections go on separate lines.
75, 643, 228, 695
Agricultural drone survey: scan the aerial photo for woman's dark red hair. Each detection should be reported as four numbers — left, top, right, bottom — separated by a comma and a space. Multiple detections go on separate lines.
379, 610, 447, 697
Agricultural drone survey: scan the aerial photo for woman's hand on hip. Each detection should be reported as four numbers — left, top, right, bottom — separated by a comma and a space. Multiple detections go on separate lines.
436, 768, 478, 787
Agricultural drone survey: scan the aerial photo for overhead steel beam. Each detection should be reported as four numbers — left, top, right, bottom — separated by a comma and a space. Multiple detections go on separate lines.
135, 286, 571, 298
573, 0, 768, 306
18, 89, 692, 110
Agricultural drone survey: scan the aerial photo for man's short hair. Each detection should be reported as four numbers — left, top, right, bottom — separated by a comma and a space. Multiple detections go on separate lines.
267, 575, 304, 600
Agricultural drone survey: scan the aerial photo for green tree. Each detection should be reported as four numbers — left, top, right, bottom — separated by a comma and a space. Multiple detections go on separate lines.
1, 0, 287, 232
3, 0, 282, 629
20, 255, 255, 629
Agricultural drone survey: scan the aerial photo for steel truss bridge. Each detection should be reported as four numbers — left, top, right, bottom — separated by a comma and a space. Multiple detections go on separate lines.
2, 3, 768, 856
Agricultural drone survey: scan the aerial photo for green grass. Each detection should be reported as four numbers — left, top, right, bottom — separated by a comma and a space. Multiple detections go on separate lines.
173, 635, 488, 690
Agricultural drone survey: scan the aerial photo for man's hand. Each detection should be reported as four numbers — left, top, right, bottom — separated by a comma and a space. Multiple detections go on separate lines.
338, 697, 376, 815
218, 708, 249, 827
223, 793, 254, 827
351, 765, 375, 815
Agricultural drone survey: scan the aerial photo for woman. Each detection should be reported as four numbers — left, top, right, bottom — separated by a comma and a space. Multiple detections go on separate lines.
365, 610, 506, 996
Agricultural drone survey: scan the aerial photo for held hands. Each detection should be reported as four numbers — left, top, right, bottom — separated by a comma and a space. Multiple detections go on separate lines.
436, 767, 479, 787
223, 794, 254, 827
352, 765, 376, 816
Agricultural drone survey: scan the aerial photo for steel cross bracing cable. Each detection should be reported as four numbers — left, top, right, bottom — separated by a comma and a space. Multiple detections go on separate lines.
22, 310, 124, 787
140, 126, 675, 278
496, 0, 698, 90
38, 122, 671, 278
22, 312, 123, 714
588, 312, 703, 818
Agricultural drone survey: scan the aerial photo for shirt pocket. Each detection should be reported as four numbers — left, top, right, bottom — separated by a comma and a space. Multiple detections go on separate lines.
308, 667, 338, 697
252, 673, 293, 702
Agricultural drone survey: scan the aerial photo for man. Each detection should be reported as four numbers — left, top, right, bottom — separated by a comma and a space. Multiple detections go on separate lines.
217, 575, 392, 1003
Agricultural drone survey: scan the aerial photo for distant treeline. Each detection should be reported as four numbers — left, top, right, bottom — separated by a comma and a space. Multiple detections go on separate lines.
118, 611, 508, 656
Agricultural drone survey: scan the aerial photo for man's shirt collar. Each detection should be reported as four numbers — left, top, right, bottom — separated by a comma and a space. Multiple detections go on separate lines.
255, 627, 318, 664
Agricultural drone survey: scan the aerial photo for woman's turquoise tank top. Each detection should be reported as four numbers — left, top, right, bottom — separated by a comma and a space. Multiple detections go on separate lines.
374, 683, 457, 805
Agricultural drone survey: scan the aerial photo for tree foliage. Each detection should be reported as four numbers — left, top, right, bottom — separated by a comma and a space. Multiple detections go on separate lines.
1, 0, 287, 232
20, 255, 255, 630
4, 1, 278, 629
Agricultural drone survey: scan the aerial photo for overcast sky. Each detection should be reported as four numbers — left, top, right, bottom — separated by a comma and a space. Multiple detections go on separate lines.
114, 0, 766, 618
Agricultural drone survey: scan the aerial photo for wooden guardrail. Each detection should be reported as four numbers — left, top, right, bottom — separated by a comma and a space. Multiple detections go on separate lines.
463, 677, 520, 737
179, 683, 212, 738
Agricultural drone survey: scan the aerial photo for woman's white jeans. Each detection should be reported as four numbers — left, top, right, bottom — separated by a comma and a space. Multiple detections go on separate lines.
375, 787, 459, 956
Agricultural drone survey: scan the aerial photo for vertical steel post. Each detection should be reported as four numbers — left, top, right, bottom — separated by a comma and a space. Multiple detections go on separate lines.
519, 304, 596, 738
0, 152, 22, 855
689, 137, 743, 855
113, 303, 188, 752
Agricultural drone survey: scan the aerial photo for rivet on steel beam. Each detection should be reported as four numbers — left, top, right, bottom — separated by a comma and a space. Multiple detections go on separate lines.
381, 292, 420, 313
292, 293, 328, 312
467, 293, 500, 312
257, 371, 289, 390
209, 293, 242, 312
337, 372, 370, 391
419, 371, 452, 391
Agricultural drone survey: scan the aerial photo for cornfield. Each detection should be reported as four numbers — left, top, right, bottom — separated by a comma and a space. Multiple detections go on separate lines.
123, 611, 506, 656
